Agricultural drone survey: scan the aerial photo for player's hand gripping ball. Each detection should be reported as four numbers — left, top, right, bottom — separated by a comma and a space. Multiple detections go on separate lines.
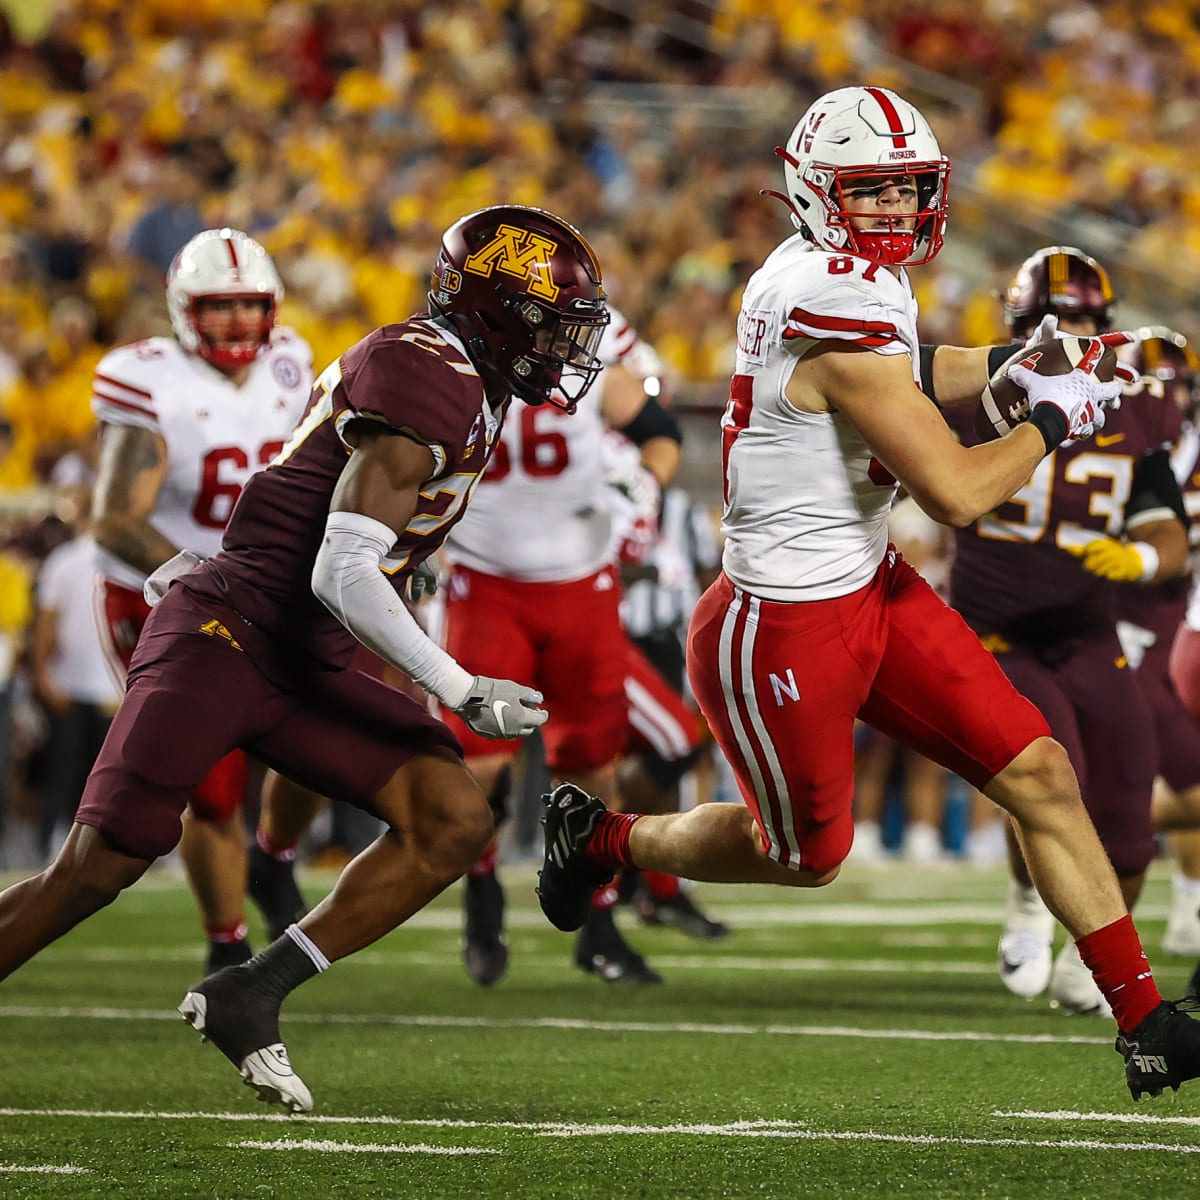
974, 335, 1128, 442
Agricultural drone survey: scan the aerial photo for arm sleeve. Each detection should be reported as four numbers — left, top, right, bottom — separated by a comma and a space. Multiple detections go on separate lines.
311, 511, 475, 708
1126, 448, 1190, 530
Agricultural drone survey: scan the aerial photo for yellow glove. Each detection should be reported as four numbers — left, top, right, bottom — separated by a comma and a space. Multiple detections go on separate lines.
1066, 537, 1158, 583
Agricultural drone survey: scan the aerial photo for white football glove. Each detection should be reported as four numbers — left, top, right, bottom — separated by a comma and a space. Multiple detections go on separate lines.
1008, 356, 1124, 444
454, 676, 548, 739
144, 548, 204, 607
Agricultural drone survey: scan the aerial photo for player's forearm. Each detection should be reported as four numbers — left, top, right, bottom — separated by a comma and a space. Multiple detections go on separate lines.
93, 517, 181, 578
638, 437, 680, 487
908, 424, 1046, 527
1134, 517, 1189, 582
922, 344, 1019, 409
311, 511, 474, 708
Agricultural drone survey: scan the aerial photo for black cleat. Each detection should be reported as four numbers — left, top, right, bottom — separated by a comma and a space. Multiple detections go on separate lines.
574, 907, 663, 985
206, 938, 253, 975
635, 886, 731, 941
178, 965, 312, 1112
247, 844, 309, 942
1116, 998, 1200, 1100
536, 784, 615, 932
463, 871, 509, 987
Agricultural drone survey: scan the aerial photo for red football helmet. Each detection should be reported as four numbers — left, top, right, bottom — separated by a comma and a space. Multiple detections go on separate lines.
1003, 246, 1115, 339
428, 205, 609, 412
1129, 326, 1200, 418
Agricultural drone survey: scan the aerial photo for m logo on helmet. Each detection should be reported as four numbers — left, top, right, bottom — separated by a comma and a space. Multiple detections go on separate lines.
463, 225, 561, 302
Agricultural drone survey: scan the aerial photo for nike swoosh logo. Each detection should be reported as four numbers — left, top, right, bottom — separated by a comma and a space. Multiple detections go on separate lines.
1095, 433, 1125, 447
491, 700, 511, 730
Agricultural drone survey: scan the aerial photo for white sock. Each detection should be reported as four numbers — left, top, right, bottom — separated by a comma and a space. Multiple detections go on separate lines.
285, 923, 331, 972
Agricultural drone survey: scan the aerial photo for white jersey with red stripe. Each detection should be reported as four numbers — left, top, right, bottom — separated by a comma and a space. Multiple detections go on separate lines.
721, 234, 920, 602
444, 309, 646, 583
90, 329, 314, 589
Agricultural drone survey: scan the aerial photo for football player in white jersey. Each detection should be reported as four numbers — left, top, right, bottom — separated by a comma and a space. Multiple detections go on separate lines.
91, 228, 319, 972
439, 309, 718, 984
535, 85, 1200, 1101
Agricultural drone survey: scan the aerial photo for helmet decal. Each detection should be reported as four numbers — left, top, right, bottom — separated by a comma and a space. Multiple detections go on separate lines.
463, 225, 563, 302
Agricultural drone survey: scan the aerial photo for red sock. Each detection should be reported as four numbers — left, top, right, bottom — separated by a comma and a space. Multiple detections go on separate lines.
586, 812, 640, 871
256, 827, 297, 863
207, 919, 248, 944
468, 839, 499, 878
643, 870, 681, 901
591, 881, 620, 910
1075, 915, 1163, 1034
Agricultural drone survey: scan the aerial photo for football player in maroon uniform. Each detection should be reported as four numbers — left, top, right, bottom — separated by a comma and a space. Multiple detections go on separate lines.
1113, 333, 1200, 968
0, 205, 610, 1114
945, 249, 1191, 1017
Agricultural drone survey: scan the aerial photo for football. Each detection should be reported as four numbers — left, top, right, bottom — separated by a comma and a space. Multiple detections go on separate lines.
974, 337, 1119, 441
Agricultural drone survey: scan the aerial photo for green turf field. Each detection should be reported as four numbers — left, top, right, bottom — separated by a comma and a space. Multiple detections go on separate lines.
0, 862, 1197, 1198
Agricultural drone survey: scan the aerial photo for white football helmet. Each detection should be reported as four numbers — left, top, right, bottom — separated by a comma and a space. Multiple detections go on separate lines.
166, 228, 283, 370
769, 86, 950, 266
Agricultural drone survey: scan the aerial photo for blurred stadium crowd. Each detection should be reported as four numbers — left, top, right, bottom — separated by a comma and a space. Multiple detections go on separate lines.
0, 0, 1193, 866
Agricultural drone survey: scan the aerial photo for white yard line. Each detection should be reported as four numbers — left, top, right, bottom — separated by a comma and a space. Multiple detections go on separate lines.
0, 1164, 89, 1173
996, 1109, 1200, 1127
0, 1006, 1112, 1045
35, 947, 998, 975
0, 1110, 1194, 1155
232, 1138, 497, 1155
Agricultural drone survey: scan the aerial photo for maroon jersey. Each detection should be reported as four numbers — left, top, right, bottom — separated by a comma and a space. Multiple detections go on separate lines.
187, 318, 505, 670
947, 382, 1182, 642
1116, 421, 1200, 643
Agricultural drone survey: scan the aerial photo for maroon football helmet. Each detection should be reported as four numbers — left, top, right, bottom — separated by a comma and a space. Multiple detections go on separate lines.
428, 205, 609, 412
1002, 245, 1115, 339
1129, 326, 1200, 418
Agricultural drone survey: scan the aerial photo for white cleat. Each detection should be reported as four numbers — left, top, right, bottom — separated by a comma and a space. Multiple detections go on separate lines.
179, 986, 313, 1114
1162, 880, 1200, 957
1048, 941, 1112, 1018
997, 880, 1054, 999
997, 930, 1053, 999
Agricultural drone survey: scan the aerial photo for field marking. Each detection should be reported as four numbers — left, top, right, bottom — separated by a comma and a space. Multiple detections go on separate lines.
37, 946, 998, 976
997, 1109, 1200, 1127
232, 1138, 497, 1155
0, 1109, 1195, 1155
0, 1164, 89, 1174
0, 1005, 1112, 1046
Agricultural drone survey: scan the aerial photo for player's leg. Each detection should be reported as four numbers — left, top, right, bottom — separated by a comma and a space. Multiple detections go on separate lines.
537, 571, 661, 983
618, 641, 728, 938
986, 650, 1087, 1005
1042, 641, 1158, 1015
180, 671, 487, 1112
536, 572, 878, 935
858, 561, 1200, 1097
247, 769, 321, 940
0, 587, 262, 981
181, 751, 253, 971
459, 754, 514, 986
439, 564, 534, 985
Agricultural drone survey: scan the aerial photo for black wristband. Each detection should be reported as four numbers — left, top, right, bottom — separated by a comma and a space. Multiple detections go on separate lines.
1028, 405, 1067, 454
987, 342, 1025, 377
918, 344, 940, 407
